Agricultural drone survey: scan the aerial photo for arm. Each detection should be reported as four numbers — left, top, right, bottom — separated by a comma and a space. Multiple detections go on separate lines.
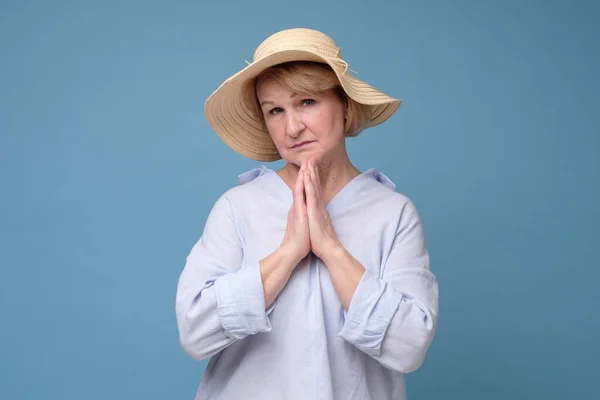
320, 246, 365, 311
260, 246, 303, 308
302, 158, 437, 372
175, 195, 299, 361
332, 201, 439, 374
262, 164, 311, 307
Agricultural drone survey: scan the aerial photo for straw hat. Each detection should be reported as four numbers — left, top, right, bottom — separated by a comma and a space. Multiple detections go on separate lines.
204, 28, 402, 162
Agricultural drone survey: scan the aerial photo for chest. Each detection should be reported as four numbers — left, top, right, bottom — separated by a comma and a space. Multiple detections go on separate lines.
238, 200, 396, 281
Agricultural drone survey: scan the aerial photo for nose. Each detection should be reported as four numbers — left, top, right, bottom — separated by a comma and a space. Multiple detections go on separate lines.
285, 110, 305, 138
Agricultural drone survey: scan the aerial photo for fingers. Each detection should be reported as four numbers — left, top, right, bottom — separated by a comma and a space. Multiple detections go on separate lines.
304, 164, 318, 213
308, 158, 320, 186
293, 166, 303, 199
293, 163, 307, 216
307, 159, 322, 205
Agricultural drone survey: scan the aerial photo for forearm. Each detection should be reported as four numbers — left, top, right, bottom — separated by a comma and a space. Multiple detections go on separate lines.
321, 245, 365, 310
260, 245, 303, 309
337, 268, 438, 373
176, 285, 238, 360
176, 260, 272, 360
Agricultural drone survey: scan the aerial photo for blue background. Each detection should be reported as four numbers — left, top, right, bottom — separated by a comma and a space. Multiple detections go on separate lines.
1, 0, 598, 399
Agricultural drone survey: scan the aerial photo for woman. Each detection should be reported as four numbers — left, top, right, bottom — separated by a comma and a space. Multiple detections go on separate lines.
176, 28, 438, 400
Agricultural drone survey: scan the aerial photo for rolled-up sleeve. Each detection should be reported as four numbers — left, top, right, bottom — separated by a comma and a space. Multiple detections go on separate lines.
176, 194, 272, 361
213, 259, 272, 339
338, 200, 439, 373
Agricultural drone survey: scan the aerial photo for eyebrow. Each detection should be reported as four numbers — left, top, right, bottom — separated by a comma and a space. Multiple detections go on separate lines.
260, 92, 299, 107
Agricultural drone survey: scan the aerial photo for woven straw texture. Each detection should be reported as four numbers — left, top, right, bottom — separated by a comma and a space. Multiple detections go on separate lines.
204, 28, 402, 161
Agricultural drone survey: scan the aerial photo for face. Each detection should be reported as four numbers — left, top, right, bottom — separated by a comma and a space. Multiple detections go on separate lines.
256, 80, 348, 167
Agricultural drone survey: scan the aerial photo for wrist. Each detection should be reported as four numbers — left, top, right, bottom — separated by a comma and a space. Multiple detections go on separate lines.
320, 241, 346, 265
277, 243, 306, 267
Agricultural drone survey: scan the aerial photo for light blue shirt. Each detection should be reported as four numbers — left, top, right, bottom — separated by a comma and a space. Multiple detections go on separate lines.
175, 166, 439, 399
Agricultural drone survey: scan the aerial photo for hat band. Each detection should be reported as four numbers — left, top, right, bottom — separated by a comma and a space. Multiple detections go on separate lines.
244, 52, 357, 75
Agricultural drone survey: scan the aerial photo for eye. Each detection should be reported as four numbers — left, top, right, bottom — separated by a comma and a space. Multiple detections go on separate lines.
269, 107, 283, 115
301, 99, 315, 107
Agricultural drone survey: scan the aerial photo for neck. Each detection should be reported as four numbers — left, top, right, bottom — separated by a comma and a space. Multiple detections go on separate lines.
281, 153, 360, 204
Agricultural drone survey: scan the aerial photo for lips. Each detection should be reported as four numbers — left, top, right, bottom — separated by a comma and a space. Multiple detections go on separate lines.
292, 141, 313, 149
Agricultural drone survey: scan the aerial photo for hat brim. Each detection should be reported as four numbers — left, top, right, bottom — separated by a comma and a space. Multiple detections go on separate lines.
204, 49, 402, 162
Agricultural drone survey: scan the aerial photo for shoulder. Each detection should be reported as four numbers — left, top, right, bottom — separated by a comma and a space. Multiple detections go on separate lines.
358, 170, 426, 241
224, 165, 273, 198
213, 166, 276, 212
361, 169, 415, 208
356, 169, 424, 231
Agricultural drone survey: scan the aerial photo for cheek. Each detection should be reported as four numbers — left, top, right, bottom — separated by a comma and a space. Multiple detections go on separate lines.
265, 120, 286, 146
312, 109, 345, 140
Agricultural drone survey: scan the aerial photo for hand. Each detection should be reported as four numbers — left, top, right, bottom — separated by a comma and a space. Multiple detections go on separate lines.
303, 158, 342, 260
280, 161, 311, 264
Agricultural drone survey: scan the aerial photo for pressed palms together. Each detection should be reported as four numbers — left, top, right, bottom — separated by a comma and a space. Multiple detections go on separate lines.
281, 158, 342, 263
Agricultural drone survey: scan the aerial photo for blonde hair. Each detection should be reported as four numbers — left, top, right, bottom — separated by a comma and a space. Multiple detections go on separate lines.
243, 61, 372, 137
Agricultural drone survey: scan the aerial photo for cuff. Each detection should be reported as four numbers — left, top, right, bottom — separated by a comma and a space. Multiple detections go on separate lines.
338, 270, 401, 357
214, 260, 272, 340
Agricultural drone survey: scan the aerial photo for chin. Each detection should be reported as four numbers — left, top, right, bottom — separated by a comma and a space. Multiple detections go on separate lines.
298, 155, 317, 166
282, 153, 309, 167
279, 153, 301, 167
283, 149, 325, 167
